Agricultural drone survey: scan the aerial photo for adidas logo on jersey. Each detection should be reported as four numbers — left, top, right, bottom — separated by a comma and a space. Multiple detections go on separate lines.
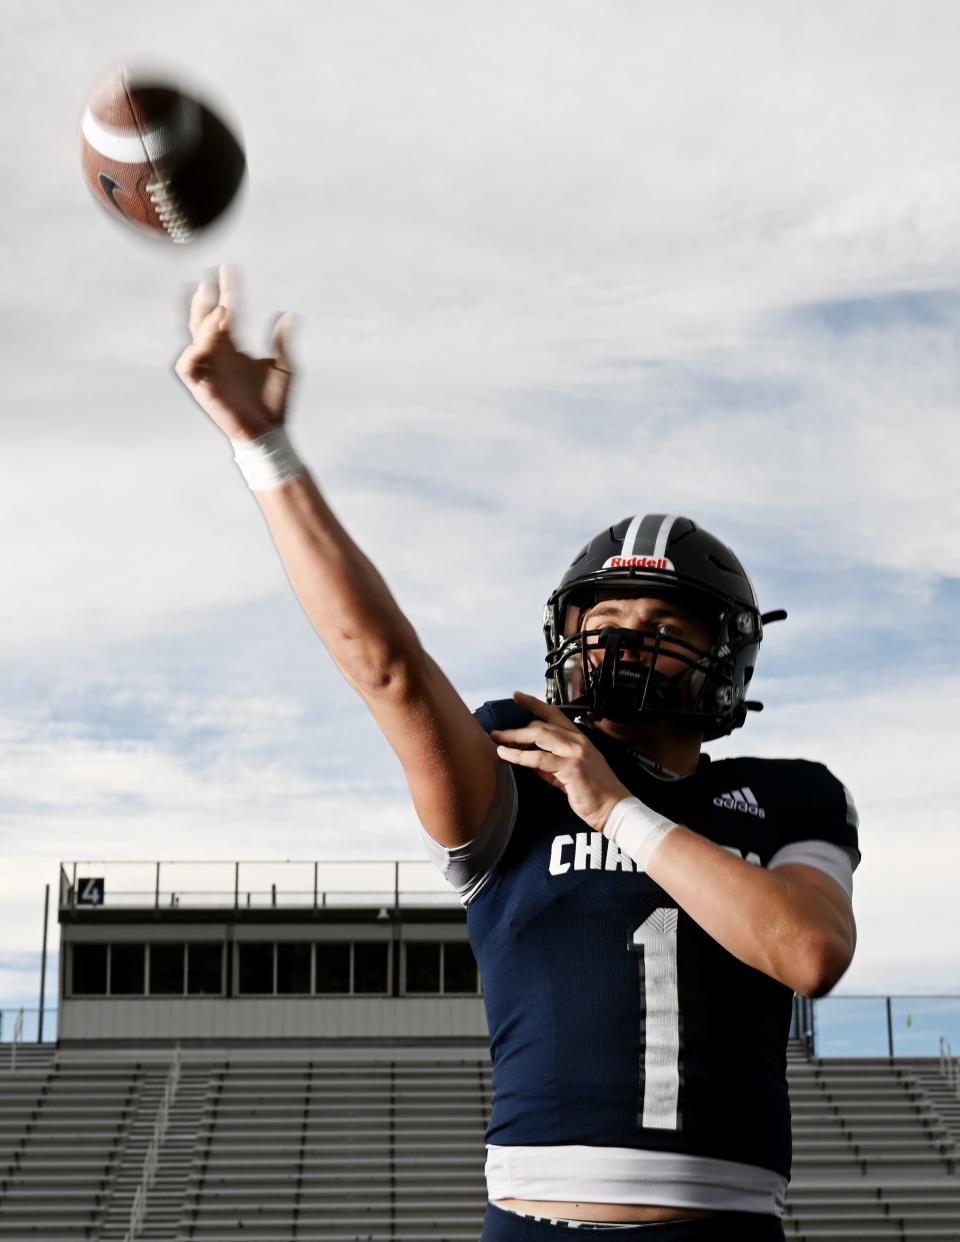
713, 787, 766, 818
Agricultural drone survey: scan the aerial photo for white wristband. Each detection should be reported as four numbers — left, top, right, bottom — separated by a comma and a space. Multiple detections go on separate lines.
231, 427, 305, 491
601, 796, 678, 872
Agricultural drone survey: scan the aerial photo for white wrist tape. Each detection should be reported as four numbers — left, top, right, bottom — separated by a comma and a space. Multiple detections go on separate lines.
601, 796, 678, 871
231, 427, 305, 491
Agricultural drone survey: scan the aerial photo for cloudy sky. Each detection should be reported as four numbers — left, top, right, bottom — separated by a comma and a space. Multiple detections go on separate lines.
2, 1, 959, 1036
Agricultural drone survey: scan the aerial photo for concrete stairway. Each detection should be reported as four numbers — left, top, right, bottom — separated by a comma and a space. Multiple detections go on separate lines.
98, 1060, 210, 1240
901, 1058, 960, 1150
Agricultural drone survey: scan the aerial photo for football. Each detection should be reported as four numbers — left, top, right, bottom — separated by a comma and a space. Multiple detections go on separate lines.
78, 66, 245, 244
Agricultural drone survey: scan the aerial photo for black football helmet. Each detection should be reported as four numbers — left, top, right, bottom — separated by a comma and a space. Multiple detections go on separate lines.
543, 514, 786, 741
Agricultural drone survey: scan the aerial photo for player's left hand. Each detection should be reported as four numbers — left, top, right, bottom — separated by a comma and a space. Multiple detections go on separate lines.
489, 691, 631, 832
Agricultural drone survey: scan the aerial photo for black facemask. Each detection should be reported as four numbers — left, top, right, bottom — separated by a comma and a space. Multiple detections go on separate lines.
581, 626, 701, 723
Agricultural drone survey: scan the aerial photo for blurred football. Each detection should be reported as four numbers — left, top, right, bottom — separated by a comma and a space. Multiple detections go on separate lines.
79, 66, 245, 244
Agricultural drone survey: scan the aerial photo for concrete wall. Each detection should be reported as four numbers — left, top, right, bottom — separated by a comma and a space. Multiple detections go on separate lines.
59, 995, 489, 1041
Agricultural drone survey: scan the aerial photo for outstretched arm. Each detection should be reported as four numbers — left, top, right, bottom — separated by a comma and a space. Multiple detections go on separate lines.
174, 265, 421, 690
174, 265, 498, 848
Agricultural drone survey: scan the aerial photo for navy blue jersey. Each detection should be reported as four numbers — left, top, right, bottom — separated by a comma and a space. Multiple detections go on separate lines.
462, 699, 859, 1183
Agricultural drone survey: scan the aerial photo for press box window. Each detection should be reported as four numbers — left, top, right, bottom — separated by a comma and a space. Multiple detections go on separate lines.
238, 942, 274, 995
353, 942, 389, 994
150, 944, 186, 995
277, 943, 311, 995
72, 943, 107, 996
187, 943, 223, 995
110, 943, 145, 996
315, 943, 350, 994
404, 942, 479, 994
443, 941, 479, 994
405, 943, 441, 993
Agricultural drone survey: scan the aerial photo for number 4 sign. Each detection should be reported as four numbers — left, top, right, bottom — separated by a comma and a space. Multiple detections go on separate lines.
77, 877, 104, 906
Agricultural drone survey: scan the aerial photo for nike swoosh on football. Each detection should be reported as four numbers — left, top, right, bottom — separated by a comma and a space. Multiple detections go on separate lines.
99, 172, 132, 219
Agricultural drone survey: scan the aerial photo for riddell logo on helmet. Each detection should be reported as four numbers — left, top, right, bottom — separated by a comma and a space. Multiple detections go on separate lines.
602, 555, 675, 571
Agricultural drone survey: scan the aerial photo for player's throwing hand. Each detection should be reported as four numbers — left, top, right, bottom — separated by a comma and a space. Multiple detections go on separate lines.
174, 263, 296, 443
490, 690, 631, 831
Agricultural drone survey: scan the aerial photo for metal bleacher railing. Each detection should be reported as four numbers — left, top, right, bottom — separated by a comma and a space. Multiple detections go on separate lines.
7, 1010, 23, 1071
0, 1008, 59, 1050
941, 1037, 960, 1101
123, 1043, 181, 1242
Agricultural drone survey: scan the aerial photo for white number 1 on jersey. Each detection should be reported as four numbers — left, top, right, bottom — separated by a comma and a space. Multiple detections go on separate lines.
631, 907, 681, 1130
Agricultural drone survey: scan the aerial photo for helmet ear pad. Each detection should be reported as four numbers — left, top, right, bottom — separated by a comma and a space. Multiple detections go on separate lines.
684, 654, 714, 713
684, 601, 734, 709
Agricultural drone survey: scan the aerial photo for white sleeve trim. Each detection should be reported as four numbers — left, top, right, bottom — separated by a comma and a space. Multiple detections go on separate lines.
767, 839, 857, 901
417, 755, 518, 907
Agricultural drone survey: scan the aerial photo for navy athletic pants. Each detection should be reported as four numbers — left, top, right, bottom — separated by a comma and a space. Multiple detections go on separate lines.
479, 1202, 787, 1240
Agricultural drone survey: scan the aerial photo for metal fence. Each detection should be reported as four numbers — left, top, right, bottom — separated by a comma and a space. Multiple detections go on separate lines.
810, 994, 960, 1058
3, 994, 960, 1057
3, 992, 958, 1058
58, 859, 459, 912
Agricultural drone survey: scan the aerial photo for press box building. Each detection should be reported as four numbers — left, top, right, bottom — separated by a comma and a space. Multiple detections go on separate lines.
56, 858, 488, 1043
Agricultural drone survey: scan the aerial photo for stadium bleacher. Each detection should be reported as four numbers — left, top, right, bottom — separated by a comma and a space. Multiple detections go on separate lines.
3, 1040, 960, 1241
784, 1044, 960, 1240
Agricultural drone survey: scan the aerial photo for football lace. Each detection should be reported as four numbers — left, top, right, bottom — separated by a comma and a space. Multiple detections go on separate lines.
146, 178, 192, 244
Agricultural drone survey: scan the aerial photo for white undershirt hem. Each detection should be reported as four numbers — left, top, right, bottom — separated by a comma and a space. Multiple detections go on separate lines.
486, 1144, 787, 1219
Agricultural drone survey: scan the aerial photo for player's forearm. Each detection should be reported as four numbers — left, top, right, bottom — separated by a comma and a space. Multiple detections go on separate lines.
252, 468, 423, 686
644, 826, 850, 997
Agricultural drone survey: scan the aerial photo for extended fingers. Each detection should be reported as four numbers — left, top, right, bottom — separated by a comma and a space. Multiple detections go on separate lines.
188, 265, 239, 342
489, 721, 580, 755
270, 311, 296, 371
495, 743, 563, 772
218, 262, 238, 327
512, 689, 576, 728
189, 280, 220, 341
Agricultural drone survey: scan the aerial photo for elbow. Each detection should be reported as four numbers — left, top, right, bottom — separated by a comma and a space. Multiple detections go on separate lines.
798, 973, 836, 1002
343, 645, 423, 698
333, 616, 424, 697
351, 663, 402, 695
794, 935, 853, 1000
